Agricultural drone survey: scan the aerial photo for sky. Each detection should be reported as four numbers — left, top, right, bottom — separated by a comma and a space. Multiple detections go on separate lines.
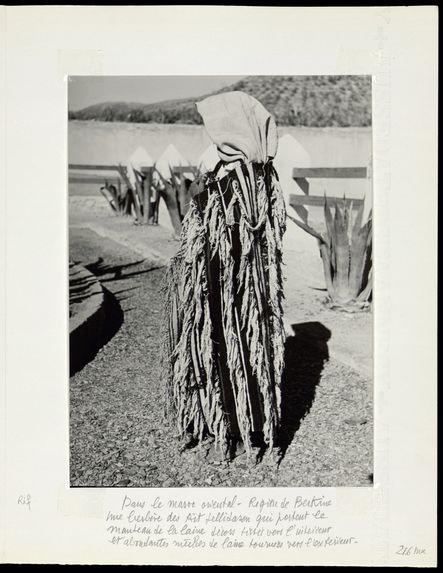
68, 76, 245, 111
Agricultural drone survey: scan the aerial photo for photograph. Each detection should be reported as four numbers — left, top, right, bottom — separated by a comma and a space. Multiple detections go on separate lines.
2, 5, 437, 567
68, 75, 374, 489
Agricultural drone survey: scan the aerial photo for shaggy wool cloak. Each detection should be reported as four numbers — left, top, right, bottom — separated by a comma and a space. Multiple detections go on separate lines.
163, 93, 287, 458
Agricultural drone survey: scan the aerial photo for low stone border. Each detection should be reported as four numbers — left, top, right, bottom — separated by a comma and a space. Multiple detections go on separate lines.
69, 262, 105, 374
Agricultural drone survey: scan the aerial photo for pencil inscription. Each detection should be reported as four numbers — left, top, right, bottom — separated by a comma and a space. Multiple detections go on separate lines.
17, 494, 31, 510
396, 545, 426, 556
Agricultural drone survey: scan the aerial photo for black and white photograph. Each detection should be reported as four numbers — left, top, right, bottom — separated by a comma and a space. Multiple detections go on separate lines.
68, 75, 374, 488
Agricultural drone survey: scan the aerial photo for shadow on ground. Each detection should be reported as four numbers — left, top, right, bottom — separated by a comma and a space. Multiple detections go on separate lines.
84, 257, 164, 283
277, 321, 331, 460
70, 287, 124, 377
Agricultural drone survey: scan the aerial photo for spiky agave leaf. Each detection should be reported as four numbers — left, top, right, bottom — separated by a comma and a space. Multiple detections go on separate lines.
331, 199, 351, 304
323, 195, 335, 253
348, 201, 370, 299
116, 164, 143, 222
99, 186, 117, 213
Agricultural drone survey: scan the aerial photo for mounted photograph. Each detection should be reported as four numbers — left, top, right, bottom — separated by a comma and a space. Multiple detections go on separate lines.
68, 75, 373, 488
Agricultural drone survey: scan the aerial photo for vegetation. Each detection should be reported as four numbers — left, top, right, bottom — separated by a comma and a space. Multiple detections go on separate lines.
100, 166, 157, 223
69, 75, 371, 127
154, 168, 199, 237
289, 198, 372, 311
99, 181, 133, 216
100, 164, 198, 236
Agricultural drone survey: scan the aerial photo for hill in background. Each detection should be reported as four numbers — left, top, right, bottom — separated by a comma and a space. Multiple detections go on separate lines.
69, 75, 372, 128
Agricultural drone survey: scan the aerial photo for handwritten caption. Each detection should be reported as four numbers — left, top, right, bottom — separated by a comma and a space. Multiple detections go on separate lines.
105, 494, 357, 551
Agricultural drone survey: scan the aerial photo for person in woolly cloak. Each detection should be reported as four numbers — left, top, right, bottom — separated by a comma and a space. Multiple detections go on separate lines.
163, 92, 287, 460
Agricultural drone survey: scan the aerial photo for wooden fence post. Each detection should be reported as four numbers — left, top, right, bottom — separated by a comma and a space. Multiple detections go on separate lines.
141, 166, 153, 224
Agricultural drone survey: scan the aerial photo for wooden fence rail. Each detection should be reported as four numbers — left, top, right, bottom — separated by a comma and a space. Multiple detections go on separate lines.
69, 175, 121, 185
291, 166, 369, 223
290, 195, 364, 207
69, 162, 370, 228
68, 164, 127, 186
69, 164, 127, 172
292, 167, 368, 179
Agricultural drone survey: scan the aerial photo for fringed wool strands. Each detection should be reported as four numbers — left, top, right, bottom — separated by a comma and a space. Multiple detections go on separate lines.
163, 160, 287, 458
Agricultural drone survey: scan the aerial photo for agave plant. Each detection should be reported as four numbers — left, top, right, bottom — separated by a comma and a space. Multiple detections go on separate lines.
290, 196, 372, 311
99, 180, 133, 216
106, 164, 161, 225
154, 165, 201, 238
102, 160, 203, 234
116, 164, 144, 223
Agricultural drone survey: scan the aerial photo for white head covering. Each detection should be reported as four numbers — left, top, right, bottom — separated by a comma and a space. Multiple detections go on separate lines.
196, 91, 278, 164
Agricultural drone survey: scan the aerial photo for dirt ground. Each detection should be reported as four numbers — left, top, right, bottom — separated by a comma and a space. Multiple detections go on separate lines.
69, 219, 373, 488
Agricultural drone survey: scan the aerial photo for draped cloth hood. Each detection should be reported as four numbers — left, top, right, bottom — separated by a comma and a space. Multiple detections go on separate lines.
196, 91, 278, 165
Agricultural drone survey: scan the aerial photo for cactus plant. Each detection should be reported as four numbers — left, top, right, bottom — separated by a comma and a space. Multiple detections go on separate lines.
290, 197, 372, 311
